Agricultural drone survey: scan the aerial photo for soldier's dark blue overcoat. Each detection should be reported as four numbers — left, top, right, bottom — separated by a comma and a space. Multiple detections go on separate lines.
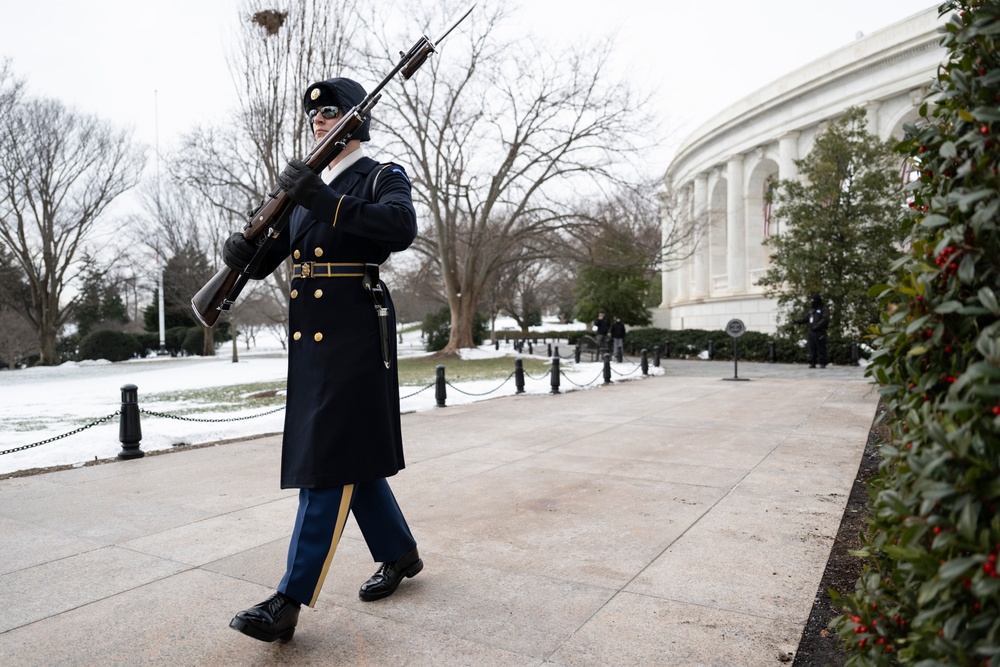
252, 155, 417, 488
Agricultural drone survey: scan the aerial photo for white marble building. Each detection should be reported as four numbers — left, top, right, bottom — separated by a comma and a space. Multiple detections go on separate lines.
654, 6, 947, 333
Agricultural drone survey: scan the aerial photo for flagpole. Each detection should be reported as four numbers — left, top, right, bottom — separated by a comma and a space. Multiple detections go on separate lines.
155, 89, 167, 354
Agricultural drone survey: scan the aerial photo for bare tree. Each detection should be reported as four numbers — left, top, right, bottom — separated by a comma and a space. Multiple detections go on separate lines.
359, 2, 657, 353
0, 95, 146, 365
0, 307, 36, 368
128, 173, 239, 355
0, 59, 22, 118
168, 0, 362, 327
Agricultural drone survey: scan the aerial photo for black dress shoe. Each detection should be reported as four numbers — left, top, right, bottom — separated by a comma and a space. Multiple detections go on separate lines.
230, 591, 301, 642
359, 548, 423, 601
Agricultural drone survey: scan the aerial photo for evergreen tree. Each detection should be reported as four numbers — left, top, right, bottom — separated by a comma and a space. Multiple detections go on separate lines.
832, 2, 1000, 664
74, 264, 129, 339
574, 265, 652, 327
758, 106, 901, 341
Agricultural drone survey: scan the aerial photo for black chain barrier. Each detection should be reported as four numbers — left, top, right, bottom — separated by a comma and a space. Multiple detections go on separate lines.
559, 369, 607, 388
611, 363, 643, 377
0, 411, 122, 456
400, 383, 435, 400
445, 371, 516, 397
523, 367, 551, 381
138, 406, 286, 422
2, 357, 656, 458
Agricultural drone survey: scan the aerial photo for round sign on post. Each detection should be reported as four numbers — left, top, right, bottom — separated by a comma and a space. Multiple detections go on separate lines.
723, 319, 750, 381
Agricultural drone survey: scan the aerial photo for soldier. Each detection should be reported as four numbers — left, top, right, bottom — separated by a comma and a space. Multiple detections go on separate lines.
592, 309, 610, 354
222, 77, 422, 643
610, 316, 626, 362
794, 293, 830, 368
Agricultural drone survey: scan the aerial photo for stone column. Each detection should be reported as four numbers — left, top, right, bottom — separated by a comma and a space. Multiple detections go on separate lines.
726, 154, 746, 293
778, 132, 799, 182
775, 134, 800, 238
692, 173, 709, 297
865, 101, 881, 136
674, 185, 690, 302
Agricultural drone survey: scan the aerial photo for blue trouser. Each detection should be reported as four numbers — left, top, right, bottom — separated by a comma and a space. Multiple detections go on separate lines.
277, 477, 416, 607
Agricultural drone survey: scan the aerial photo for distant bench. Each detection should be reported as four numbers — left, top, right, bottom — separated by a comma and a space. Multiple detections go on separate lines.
578, 334, 607, 362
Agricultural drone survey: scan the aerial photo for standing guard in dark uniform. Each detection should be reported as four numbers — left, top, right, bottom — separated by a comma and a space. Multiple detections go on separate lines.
794, 293, 831, 368
222, 77, 422, 643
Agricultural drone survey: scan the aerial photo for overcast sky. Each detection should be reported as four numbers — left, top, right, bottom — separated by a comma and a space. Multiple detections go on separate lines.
1, 0, 939, 175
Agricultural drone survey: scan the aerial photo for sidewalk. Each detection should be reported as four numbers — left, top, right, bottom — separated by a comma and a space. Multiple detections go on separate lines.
0, 360, 878, 666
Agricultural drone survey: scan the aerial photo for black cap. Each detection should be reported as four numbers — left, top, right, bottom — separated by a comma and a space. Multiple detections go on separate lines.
302, 77, 370, 142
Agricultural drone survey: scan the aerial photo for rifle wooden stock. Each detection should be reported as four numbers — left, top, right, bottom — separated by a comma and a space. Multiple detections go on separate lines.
190, 3, 475, 328
191, 266, 242, 328
191, 188, 295, 328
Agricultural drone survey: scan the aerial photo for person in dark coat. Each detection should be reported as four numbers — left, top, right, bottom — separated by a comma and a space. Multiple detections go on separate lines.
222, 77, 422, 643
593, 310, 610, 352
794, 293, 830, 368
610, 316, 626, 361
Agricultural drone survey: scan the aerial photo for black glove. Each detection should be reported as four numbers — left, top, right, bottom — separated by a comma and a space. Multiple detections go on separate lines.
223, 232, 257, 272
278, 159, 324, 209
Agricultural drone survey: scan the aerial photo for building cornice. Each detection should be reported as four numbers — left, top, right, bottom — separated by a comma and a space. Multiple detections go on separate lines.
666, 6, 946, 184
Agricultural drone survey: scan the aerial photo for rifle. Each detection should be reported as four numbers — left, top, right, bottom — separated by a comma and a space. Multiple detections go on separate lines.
191, 4, 475, 327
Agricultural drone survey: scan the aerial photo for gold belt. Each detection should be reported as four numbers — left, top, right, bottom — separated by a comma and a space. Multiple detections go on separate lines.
293, 262, 365, 279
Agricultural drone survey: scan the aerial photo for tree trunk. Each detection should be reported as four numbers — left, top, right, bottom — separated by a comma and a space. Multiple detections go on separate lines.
38, 327, 58, 366
38, 294, 59, 366
202, 325, 216, 356
441, 295, 476, 353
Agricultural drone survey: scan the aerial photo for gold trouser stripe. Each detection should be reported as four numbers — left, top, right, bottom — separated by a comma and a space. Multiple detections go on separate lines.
332, 195, 346, 227
309, 483, 355, 607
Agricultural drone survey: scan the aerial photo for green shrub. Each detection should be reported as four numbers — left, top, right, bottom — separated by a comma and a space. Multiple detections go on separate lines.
422, 307, 488, 352
182, 327, 204, 356
78, 330, 143, 362
618, 327, 867, 364
830, 3, 1000, 664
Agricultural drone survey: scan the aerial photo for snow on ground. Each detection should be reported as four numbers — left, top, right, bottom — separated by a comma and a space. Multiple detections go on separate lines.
0, 318, 659, 475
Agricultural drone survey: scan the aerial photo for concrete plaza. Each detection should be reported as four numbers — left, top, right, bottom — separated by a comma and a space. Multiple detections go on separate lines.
0, 359, 877, 666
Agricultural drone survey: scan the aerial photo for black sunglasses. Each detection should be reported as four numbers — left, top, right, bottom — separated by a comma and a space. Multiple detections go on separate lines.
307, 105, 341, 122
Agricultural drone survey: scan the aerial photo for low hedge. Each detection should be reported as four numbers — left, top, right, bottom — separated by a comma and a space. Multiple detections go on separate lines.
78, 330, 144, 362
552, 326, 868, 365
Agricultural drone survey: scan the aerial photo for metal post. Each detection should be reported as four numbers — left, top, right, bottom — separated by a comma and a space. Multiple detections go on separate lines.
707, 340, 714, 360
664, 341, 671, 359
851, 342, 860, 366
547, 343, 552, 357
641, 349, 648, 375
768, 341, 776, 363
653, 345, 660, 367
528, 341, 533, 355
495, 339, 499, 351
603, 353, 612, 385
435, 365, 447, 408
574, 344, 581, 363
515, 358, 525, 394
550, 357, 560, 394
118, 384, 144, 460
554, 345, 560, 358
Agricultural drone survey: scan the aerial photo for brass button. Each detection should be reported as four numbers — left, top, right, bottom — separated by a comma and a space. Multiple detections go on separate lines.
293, 331, 302, 341
314, 332, 324, 342
293, 249, 301, 259
314, 289, 323, 299
290, 289, 299, 299
314, 247, 324, 258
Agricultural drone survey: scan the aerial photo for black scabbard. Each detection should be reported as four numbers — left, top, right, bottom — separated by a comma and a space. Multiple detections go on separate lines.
363, 264, 391, 369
